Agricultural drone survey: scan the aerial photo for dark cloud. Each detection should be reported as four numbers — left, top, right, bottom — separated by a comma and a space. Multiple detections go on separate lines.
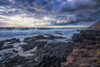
0, 0, 11, 6
0, 0, 100, 26
0, 0, 100, 13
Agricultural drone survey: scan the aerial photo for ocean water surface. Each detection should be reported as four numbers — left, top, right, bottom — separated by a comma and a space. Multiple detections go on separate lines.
0, 27, 85, 39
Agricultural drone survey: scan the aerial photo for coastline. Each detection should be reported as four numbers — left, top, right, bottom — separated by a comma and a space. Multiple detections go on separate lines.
62, 29, 100, 67
0, 34, 74, 67
0, 22, 100, 67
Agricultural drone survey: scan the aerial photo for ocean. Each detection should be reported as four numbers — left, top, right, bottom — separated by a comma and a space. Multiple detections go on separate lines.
0, 27, 85, 39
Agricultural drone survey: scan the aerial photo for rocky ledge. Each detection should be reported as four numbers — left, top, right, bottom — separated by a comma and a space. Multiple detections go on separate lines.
0, 34, 73, 67
62, 29, 100, 67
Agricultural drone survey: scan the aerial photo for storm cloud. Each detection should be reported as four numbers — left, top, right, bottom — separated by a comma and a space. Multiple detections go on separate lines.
1, 0, 99, 12
0, 0, 100, 26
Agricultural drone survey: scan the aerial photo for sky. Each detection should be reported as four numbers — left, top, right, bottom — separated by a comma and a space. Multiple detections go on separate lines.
0, 0, 100, 27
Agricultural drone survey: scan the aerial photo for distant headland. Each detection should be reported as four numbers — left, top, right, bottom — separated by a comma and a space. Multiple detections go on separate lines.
89, 21, 100, 29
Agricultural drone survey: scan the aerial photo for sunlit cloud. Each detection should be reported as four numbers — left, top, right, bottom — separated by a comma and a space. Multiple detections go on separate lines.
0, 14, 51, 27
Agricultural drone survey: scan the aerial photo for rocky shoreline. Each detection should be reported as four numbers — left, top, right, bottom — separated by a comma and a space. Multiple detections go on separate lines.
62, 29, 100, 67
0, 34, 73, 67
0, 29, 100, 67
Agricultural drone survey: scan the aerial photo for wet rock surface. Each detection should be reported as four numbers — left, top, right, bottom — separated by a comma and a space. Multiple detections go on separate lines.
72, 30, 100, 43
62, 29, 100, 67
0, 34, 73, 67
0, 38, 20, 50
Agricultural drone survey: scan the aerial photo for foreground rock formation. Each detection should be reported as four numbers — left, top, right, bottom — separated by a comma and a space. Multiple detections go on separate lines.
0, 34, 73, 67
62, 21, 100, 67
